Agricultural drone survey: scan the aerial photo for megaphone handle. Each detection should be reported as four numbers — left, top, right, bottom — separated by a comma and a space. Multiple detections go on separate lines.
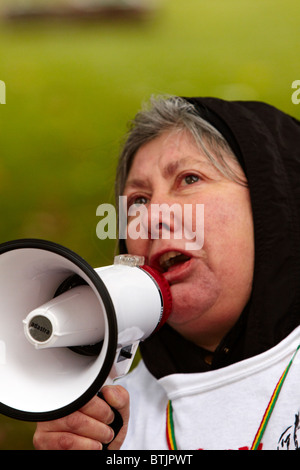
97, 391, 123, 450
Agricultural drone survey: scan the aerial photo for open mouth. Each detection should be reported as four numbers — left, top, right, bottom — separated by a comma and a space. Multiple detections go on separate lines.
158, 251, 191, 273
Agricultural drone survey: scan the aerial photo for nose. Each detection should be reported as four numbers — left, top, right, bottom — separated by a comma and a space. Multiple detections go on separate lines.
126, 191, 183, 243
148, 204, 172, 239
146, 190, 183, 240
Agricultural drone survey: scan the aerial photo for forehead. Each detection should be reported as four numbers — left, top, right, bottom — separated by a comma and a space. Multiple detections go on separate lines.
123, 128, 246, 194
133, 129, 198, 163
126, 131, 205, 178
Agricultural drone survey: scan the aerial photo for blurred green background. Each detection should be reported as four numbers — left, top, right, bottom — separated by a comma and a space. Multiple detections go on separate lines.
0, 0, 299, 450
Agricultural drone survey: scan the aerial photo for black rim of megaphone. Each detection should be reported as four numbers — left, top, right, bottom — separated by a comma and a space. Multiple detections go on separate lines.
0, 238, 118, 422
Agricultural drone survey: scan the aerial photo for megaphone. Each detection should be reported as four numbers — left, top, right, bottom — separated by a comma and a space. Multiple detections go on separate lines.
0, 239, 172, 422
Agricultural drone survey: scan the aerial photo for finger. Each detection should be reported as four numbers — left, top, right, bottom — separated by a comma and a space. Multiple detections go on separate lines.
101, 385, 130, 417
100, 385, 130, 450
65, 410, 115, 443
79, 394, 115, 424
33, 430, 103, 450
33, 388, 129, 451
35, 410, 114, 445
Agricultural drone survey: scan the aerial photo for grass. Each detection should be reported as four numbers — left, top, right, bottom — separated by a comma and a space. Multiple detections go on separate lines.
0, 0, 299, 449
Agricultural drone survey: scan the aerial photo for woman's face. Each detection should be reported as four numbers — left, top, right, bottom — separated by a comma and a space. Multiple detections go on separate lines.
123, 130, 254, 350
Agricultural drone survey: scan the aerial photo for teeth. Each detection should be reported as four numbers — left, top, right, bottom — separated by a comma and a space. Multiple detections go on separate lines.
159, 251, 181, 266
159, 251, 190, 271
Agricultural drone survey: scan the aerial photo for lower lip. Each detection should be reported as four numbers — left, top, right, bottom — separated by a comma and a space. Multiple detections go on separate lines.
162, 258, 193, 283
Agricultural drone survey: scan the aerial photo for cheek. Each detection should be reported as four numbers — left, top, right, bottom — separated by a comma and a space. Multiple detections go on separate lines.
124, 236, 147, 257
182, 203, 204, 248
203, 195, 254, 290
169, 265, 222, 320
203, 191, 253, 251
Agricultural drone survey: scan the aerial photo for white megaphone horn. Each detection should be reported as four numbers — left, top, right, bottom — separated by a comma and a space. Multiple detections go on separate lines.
0, 239, 172, 422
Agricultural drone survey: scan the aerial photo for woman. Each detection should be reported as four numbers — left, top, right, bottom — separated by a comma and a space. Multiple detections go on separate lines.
33, 96, 300, 450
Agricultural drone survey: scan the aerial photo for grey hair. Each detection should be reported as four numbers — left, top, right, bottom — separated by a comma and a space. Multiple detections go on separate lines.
115, 95, 246, 202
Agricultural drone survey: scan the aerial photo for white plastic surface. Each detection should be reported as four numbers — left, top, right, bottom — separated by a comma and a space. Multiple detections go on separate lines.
95, 264, 163, 343
0, 248, 110, 413
23, 285, 105, 349
0, 247, 164, 416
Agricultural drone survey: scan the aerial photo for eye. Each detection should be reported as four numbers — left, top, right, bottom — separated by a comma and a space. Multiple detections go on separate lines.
129, 195, 149, 207
183, 174, 200, 185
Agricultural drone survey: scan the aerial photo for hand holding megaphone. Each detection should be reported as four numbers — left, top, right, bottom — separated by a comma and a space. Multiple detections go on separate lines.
0, 239, 172, 426
33, 385, 130, 450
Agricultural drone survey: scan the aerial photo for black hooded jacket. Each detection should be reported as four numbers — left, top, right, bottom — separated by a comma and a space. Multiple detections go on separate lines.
139, 97, 300, 378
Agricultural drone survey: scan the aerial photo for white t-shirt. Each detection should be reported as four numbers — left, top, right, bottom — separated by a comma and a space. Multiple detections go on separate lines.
117, 326, 300, 450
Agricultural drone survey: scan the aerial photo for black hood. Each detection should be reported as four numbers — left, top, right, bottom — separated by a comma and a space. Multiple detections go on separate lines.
140, 97, 300, 377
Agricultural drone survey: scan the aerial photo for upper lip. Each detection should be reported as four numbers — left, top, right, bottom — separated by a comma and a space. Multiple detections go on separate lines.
149, 249, 192, 273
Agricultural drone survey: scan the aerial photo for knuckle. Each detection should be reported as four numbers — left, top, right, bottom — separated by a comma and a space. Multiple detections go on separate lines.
103, 406, 114, 424
115, 385, 130, 407
102, 425, 114, 444
58, 434, 76, 450
32, 432, 43, 450
65, 411, 87, 432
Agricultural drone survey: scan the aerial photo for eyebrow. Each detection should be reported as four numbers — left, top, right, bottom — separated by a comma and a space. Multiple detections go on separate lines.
162, 157, 204, 179
123, 177, 150, 192
124, 156, 210, 192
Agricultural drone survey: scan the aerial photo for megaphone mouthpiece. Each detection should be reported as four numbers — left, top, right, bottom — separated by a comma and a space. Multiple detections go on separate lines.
23, 284, 105, 349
